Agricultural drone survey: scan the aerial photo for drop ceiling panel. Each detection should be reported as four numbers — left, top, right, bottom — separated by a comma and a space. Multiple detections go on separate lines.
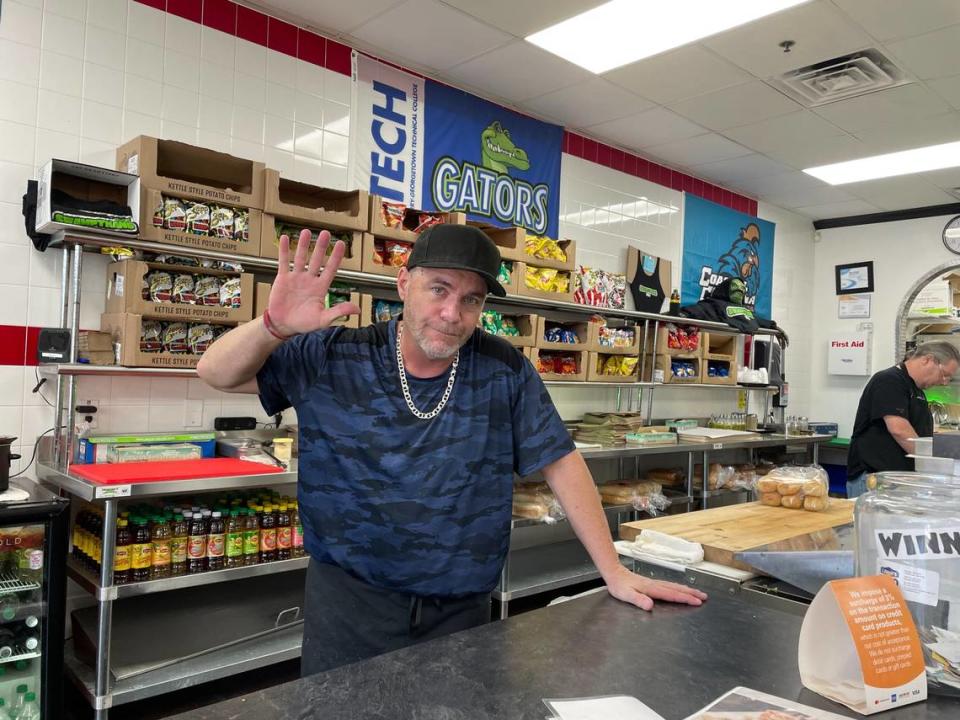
928, 76, 960, 111
841, 176, 957, 209
348, 0, 512, 71
886, 24, 960, 80
443, 40, 591, 103
602, 45, 751, 106
723, 111, 849, 155
921, 166, 960, 192
645, 133, 752, 168
689, 153, 795, 185
833, 0, 960, 43
792, 199, 882, 219
761, 133, 868, 168
668, 81, 801, 132
730, 169, 829, 197
439, 0, 607, 38
260, 0, 405, 35
523, 78, 655, 129
853, 112, 960, 155
812, 83, 951, 134
587, 107, 708, 149
759, 184, 856, 211
703, 0, 876, 79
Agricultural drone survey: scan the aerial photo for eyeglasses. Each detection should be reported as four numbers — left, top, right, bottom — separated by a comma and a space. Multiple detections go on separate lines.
937, 362, 954, 385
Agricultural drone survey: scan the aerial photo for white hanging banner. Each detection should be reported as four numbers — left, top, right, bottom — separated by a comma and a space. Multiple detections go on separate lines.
350, 52, 424, 208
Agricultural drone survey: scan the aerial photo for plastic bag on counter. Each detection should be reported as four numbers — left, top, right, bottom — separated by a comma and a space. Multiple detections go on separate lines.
643, 467, 685, 488
512, 482, 565, 524
693, 463, 736, 490
728, 463, 758, 490
754, 464, 829, 511
598, 481, 671, 516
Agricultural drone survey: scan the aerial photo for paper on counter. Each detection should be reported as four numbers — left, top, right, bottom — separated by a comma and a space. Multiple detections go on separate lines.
544, 695, 664, 720
683, 686, 850, 720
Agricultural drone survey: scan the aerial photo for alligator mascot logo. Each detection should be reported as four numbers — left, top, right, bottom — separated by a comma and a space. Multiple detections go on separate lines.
697, 222, 763, 307
431, 120, 550, 234
481, 121, 529, 174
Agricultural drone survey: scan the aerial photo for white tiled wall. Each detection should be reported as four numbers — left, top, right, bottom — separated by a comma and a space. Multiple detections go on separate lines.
0, 0, 348, 471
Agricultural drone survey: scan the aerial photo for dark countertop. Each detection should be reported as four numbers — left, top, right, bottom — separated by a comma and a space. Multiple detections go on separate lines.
172, 589, 956, 720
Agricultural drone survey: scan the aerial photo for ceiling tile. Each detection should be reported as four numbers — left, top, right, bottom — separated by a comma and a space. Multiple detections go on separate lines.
349, 0, 512, 71
259, 0, 406, 35
886, 24, 960, 80
928, 75, 960, 111
723, 110, 848, 154
522, 78, 655, 129
443, 39, 591, 103
689, 153, 794, 185
853, 112, 960, 154
667, 81, 801, 132
603, 45, 750, 106
833, 0, 960, 43
759, 184, 856, 210
586, 107, 708, 150
812, 83, 950, 134
439, 0, 607, 37
840, 176, 957, 209
731, 170, 829, 196
762, 133, 869, 168
921, 166, 960, 192
645, 133, 752, 168
792, 199, 883, 219
704, 0, 875, 78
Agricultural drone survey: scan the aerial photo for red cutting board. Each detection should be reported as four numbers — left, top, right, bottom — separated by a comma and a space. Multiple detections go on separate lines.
69, 458, 285, 485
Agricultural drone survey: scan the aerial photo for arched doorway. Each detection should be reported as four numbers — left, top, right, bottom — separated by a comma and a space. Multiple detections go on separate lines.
895, 260, 960, 361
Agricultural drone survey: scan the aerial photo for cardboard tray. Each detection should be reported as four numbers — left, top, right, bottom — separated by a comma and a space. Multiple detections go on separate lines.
117, 135, 264, 209
515, 238, 576, 271
262, 169, 367, 231
34, 158, 140, 235
528, 348, 586, 382
534, 316, 589, 351
259, 213, 363, 270
642, 354, 702, 384
586, 322, 641, 354
106, 260, 254, 324
138, 186, 262, 257
481, 312, 537, 348
650, 324, 703, 358
368, 195, 465, 243
586, 351, 640, 383
467, 220, 526, 263
100, 313, 203, 369
254, 283, 360, 329
703, 355, 738, 385
703, 331, 739, 358
514, 262, 576, 304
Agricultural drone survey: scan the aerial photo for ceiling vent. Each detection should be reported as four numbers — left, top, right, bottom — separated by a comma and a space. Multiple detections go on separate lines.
771, 48, 910, 107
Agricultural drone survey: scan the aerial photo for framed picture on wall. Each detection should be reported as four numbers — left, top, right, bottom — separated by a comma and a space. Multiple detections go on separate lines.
835, 261, 874, 295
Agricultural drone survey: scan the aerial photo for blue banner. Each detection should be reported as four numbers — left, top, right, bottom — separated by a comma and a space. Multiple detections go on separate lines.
421, 80, 563, 238
681, 195, 775, 318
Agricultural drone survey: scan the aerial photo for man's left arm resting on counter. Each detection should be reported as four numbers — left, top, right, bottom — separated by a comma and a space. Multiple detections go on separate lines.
542, 450, 708, 610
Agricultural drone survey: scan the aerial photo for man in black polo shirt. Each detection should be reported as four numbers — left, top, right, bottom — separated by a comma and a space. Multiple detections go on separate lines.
847, 341, 960, 497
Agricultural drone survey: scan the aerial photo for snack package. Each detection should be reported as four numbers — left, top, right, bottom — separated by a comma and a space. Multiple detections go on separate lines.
172, 274, 197, 305
597, 325, 635, 350
380, 201, 405, 228
599, 355, 639, 377
210, 206, 234, 239
139, 321, 163, 353
512, 482, 565, 524
219, 277, 242, 309
693, 463, 736, 490
524, 235, 567, 263
670, 359, 697, 379
162, 198, 186, 232
754, 465, 829, 512
372, 238, 413, 267
162, 322, 189, 353
152, 253, 199, 267
598, 480, 671, 516
524, 266, 570, 293
233, 210, 249, 241
707, 361, 730, 378
497, 261, 512, 286
664, 323, 700, 352
152, 200, 164, 228
573, 266, 627, 309
195, 276, 221, 307
146, 271, 173, 303
187, 323, 215, 354
413, 212, 443, 234
544, 324, 579, 344
184, 201, 211, 236
101, 247, 135, 262
374, 300, 403, 323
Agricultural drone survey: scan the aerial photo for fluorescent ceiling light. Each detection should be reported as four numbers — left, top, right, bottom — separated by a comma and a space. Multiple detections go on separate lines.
804, 141, 960, 185
526, 0, 810, 74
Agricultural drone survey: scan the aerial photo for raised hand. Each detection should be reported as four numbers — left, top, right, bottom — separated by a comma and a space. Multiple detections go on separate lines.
266, 229, 361, 337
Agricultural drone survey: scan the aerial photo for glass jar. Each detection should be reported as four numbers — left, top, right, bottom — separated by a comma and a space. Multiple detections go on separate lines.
855, 472, 960, 695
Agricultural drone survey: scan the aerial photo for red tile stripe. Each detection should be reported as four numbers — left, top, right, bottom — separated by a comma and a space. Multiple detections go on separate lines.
563, 131, 758, 215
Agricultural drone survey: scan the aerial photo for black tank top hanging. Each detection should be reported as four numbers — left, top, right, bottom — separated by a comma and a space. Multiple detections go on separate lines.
629, 254, 666, 313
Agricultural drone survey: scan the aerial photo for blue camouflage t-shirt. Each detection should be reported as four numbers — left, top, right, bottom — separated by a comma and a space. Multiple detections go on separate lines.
257, 320, 574, 597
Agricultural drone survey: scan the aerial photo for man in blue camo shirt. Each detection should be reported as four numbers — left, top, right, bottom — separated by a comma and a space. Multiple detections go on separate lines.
198, 225, 706, 676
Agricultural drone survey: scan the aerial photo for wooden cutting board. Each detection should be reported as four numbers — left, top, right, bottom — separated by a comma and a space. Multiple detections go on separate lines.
619, 500, 854, 570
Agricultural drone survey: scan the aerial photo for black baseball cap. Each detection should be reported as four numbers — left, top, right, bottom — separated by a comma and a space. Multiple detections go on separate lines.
406, 224, 506, 296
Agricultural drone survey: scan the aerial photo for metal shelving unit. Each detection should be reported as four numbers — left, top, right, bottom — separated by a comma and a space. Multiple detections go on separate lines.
40, 227, 792, 714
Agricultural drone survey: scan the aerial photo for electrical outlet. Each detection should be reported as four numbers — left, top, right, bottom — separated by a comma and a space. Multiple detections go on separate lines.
78, 399, 100, 429
184, 400, 203, 428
